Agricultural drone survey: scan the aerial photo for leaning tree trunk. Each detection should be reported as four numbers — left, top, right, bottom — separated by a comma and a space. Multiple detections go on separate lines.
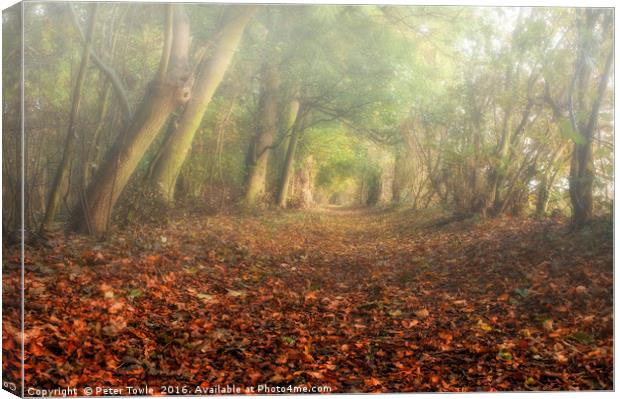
276, 100, 302, 208
149, 6, 257, 202
70, 5, 191, 235
244, 64, 280, 205
40, 4, 98, 233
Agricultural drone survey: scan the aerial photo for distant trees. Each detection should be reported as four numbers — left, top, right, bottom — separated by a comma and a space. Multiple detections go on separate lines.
386, 8, 613, 226
40, 3, 98, 232
4, 5, 613, 237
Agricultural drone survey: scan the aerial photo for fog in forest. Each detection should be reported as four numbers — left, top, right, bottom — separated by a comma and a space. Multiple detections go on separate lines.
2, 2, 614, 394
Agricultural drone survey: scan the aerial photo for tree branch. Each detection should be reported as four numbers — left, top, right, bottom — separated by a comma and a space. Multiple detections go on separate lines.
70, 4, 132, 120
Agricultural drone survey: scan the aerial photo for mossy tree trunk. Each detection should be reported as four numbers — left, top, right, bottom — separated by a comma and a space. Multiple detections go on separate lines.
244, 64, 280, 205
276, 100, 303, 208
299, 155, 316, 208
149, 6, 257, 202
568, 11, 613, 229
70, 5, 192, 235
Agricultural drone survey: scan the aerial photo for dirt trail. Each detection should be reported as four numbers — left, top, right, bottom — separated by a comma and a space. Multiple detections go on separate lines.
5, 209, 613, 392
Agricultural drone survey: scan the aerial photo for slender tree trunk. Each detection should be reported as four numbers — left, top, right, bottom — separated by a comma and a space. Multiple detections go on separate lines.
149, 6, 257, 202
470, 123, 485, 214
300, 155, 315, 208
536, 143, 568, 216
535, 174, 550, 216
69, 5, 192, 235
69, 4, 131, 121
276, 100, 302, 207
487, 66, 515, 212
391, 147, 403, 204
244, 64, 280, 205
84, 83, 112, 186
40, 4, 98, 232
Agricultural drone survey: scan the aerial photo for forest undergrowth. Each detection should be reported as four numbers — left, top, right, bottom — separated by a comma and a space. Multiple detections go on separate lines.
3, 208, 613, 392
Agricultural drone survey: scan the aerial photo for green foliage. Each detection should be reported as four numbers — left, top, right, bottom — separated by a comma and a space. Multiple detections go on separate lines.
559, 118, 585, 144
9, 3, 613, 227
305, 126, 363, 194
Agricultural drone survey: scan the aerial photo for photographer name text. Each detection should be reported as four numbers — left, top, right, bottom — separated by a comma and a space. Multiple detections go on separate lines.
26, 383, 332, 396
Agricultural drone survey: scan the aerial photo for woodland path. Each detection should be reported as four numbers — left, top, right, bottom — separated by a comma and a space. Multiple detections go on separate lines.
6, 208, 613, 392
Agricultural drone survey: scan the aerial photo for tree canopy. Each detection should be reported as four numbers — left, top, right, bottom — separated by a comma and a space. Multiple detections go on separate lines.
2, 3, 613, 232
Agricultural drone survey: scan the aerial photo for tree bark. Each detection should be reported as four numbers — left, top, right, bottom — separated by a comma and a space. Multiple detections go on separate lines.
276, 100, 302, 207
40, 4, 98, 232
391, 146, 404, 204
70, 5, 192, 235
535, 143, 568, 216
149, 6, 257, 202
299, 155, 316, 208
244, 64, 280, 205
569, 12, 613, 229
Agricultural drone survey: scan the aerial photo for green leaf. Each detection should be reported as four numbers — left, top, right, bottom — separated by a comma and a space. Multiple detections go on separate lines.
127, 288, 143, 299
568, 331, 594, 345
282, 336, 296, 345
497, 348, 513, 361
515, 288, 529, 298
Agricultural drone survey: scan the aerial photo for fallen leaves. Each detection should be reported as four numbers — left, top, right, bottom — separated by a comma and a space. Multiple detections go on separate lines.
7, 209, 612, 392
415, 309, 430, 319
497, 348, 513, 361
478, 319, 493, 332
81, 250, 106, 265
304, 290, 319, 301
575, 285, 588, 295
226, 289, 246, 298
401, 319, 419, 328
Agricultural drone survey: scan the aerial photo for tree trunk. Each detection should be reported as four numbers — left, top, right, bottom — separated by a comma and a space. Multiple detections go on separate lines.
40, 4, 98, 232
149, 6, 257, 202
391, 146, 404, 204
300, 155, 316, 208
70, 5, 192, 235
83, 83, 112, 186
244, 64, 280, 205
535, 175, 550, 216
536, 143, 568, 216
470, 124, 485, 214
569, 15, 613, 229
394, 126, 409, 205
276, 100, 302, 207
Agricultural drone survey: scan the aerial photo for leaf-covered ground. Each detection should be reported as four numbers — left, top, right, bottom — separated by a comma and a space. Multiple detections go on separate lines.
3, 208, 614, 393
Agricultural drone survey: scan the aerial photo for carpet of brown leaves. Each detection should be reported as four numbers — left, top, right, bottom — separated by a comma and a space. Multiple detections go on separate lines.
2, 208, 613, 393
